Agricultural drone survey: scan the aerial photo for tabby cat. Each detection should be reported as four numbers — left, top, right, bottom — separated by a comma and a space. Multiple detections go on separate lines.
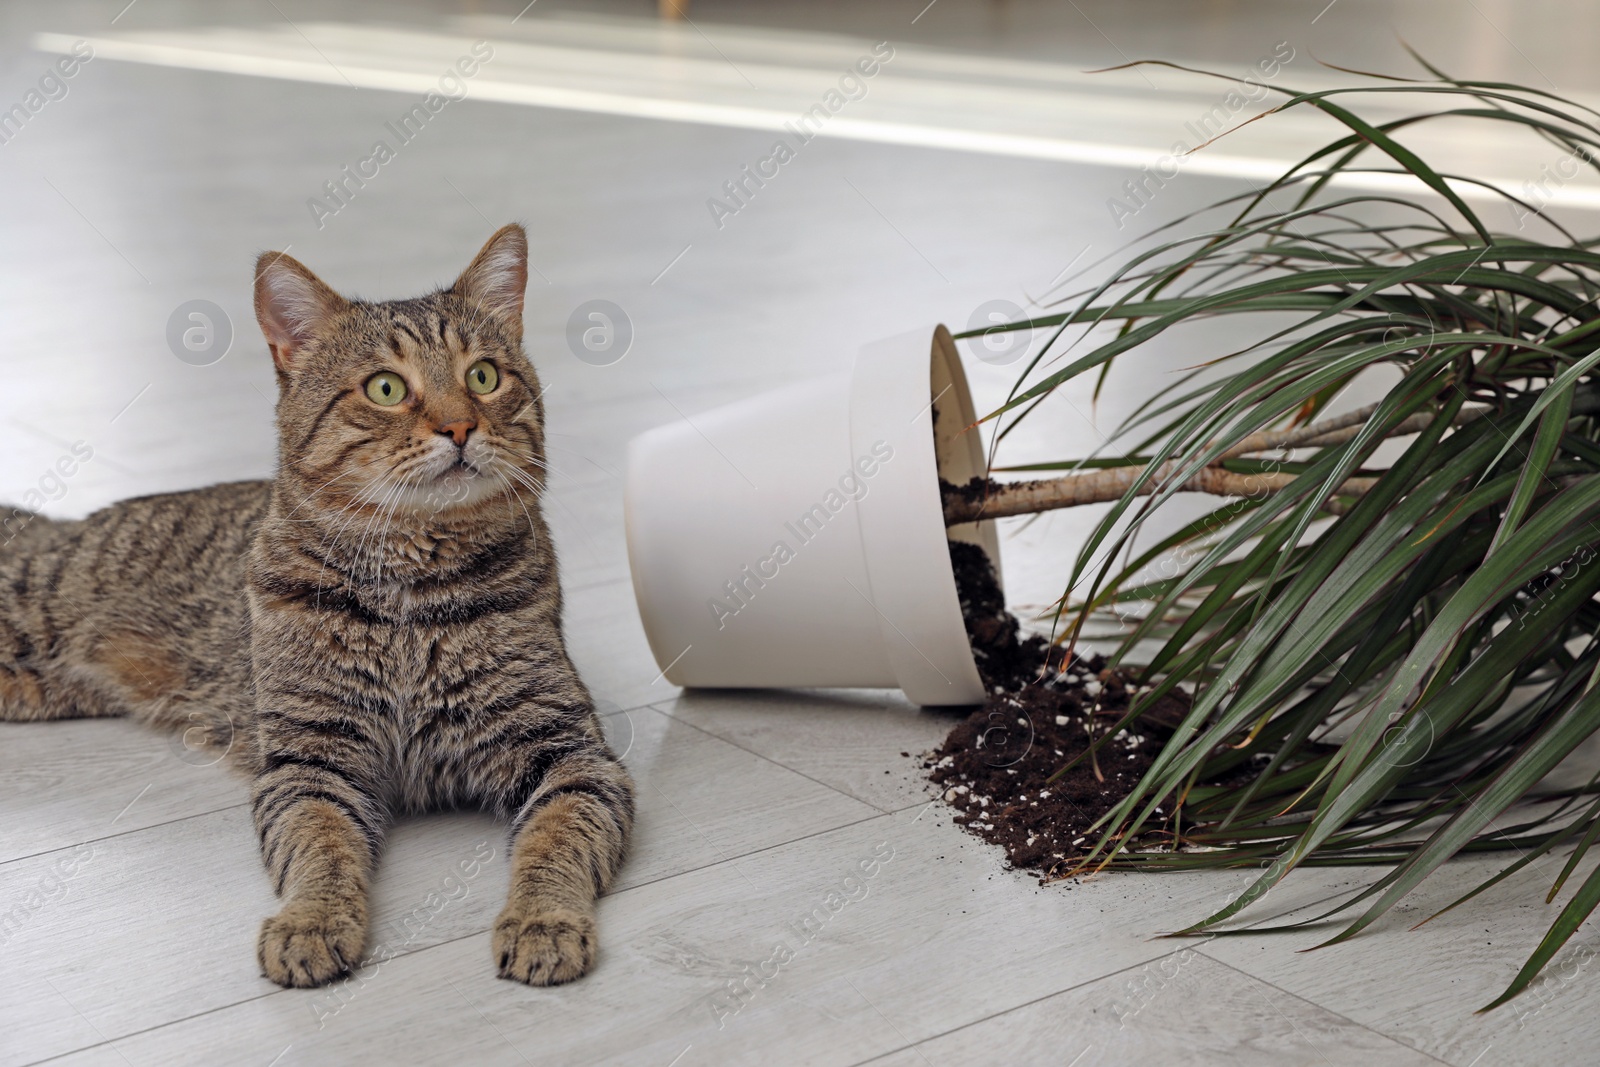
0, 225, 634, 988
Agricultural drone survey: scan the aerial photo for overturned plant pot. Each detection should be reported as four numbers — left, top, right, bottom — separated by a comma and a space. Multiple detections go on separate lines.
625, 326, 999, 706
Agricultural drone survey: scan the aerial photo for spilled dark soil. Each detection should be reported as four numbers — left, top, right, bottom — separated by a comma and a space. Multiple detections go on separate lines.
924, 541, 1191, 881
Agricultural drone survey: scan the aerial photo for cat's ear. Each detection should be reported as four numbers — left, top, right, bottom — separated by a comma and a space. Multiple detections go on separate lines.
254, 251, 347, 375
451, 224, 528, 335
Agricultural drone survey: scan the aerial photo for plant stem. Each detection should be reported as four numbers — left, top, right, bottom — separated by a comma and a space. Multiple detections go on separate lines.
943, 467, 1380, 524
943, 406, 1484, 526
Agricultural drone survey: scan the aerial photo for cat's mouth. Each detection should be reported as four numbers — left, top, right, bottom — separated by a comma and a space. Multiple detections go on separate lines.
382, 455, 503, 513
430, 459, 490, 492
383, 437, 525, 514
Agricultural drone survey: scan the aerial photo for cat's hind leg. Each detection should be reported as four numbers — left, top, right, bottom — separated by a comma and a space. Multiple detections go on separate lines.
0, 639, 54, 722
0, 617, 180, 723
0, 512, 124, 722
0, 590, 118, 723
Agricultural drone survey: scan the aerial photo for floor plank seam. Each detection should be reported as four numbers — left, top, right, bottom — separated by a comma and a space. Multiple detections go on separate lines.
841, 946, 1200, 1067
0, 800, 251, 870
22, 986, 287, 1067
645, 700, 921, 814
599, 697, 671, 720
612, 808, 895, 897
1196, 950, 1459, 1065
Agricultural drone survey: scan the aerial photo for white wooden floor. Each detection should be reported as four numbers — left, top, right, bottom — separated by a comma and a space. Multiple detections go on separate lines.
4, 2, 1600, 1064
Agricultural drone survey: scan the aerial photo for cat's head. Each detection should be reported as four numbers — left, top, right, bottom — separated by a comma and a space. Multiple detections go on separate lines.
252, 225, 544, 521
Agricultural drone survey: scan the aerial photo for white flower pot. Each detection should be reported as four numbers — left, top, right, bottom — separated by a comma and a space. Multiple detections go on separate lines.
624, 326, 998, 706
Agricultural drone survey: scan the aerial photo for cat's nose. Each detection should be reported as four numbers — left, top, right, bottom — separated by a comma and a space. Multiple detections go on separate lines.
435, 420, 477, 447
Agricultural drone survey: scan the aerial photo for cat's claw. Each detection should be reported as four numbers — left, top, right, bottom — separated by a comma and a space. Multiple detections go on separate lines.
492, 906, 595, 985
258, 903, 364, 988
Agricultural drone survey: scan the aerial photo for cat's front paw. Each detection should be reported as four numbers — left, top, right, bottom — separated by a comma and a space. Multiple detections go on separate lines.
492, 905, 595, 985
258, 901, 365, 988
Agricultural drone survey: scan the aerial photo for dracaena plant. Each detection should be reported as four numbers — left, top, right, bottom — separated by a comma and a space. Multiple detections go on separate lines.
956, 59, 1600, 1011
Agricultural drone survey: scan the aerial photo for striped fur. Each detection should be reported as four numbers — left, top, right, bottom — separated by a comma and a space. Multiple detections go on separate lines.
0, 226, 633, 988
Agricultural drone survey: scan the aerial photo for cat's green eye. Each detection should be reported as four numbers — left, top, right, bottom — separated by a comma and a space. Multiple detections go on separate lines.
364, 372, 408, 406
466, 360, 499, 395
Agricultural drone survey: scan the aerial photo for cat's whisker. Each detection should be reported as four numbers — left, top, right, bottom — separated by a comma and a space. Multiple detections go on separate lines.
279, 465, 368, 521
352, 469, 421, 586
306, 494, 386, 625
315, 476, 390, 562
481, 438, 548, 468
490, 453, 552, 479
501, 478, 540, 545
504, 465, 604, 567
298, 474, 391, 532
350, 485, 398, 586
488, 445, 544, 474
310, 469, 405, 603
495, 462, 548, 503
380, 471, 429, 561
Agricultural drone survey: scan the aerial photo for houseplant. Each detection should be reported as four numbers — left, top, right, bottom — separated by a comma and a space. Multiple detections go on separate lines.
955, 59, 1600, 1010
